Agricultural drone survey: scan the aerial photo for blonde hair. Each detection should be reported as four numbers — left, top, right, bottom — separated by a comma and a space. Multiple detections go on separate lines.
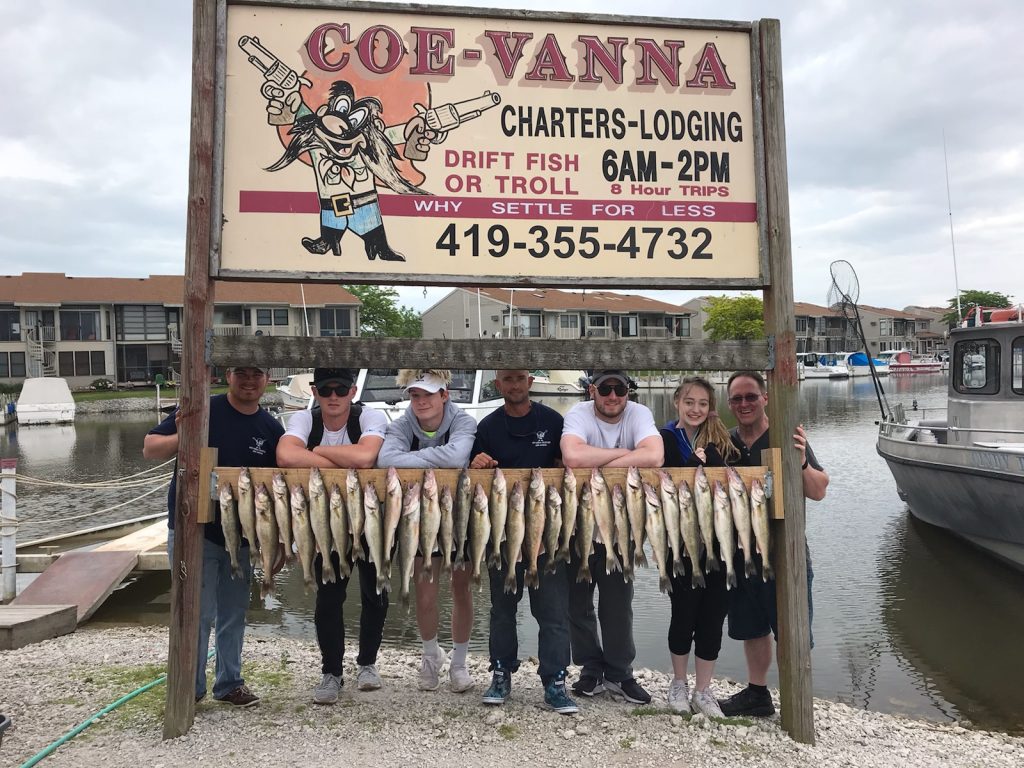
395, 369, 453, 388
673, 376, 740, 462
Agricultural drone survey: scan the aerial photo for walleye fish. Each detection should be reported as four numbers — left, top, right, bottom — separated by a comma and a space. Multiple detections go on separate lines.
309, 466, 336, 583
590, 468, 621, 575
363, 481, 387, 593
693, 466, 718, 573
658, 470, 684, 577
625, 467, 648, 569
237, 467, 259, 561
612, 484, 633, 582
574, 480, 596, 583
556, 467, 578, 564
523, 469, 546, 589
750, 478, 774, 581
543, 484, 563, 574
642, 479, 671, 594
453, 469, 472, 569
398, 480, 421, 603
439, 484, 455, 575
726, 467, 757, 579
346, 468, 365, 562
419, 469, 441, 583
382, 466, 403, 581
291, 483, 316, 588
271, 471, 293, 562
468, 482, 491, 585
712, 480, 738, 590
329, 483, 351, 580
487, 467, 508, 569
218, 482, 243, 580
677, 480, 706, 589
255, 481, 279, 597
503, 480, 526, 593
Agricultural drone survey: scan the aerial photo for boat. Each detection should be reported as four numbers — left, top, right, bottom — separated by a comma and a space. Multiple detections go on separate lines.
878, 350, 944, 375
800, 352, 849, 379
839, 351, 889, 377
529, 370, 587, 396
15, 378, 76, 425
877, 308, 1024, 571
276, 371, 314, 409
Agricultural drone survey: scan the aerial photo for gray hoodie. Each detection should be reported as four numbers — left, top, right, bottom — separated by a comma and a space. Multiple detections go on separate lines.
376, 399, 476, 468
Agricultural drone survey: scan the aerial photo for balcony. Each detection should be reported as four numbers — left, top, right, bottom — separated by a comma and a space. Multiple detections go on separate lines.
213, 324, 304, 337
638, 326, 669, 339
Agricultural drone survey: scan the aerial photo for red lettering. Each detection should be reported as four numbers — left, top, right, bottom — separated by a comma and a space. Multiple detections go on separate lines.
686, 43, 736, 89
306, 23, 351, 72
578, 36, 626, 84
410, 26, 455, 75
483, 30, 533, 79
634, 39, 686, 87
356, 25, 405, 74
525, 34, 574, 82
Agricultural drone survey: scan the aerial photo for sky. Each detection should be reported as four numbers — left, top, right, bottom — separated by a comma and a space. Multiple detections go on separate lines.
1, 0, 1021, 315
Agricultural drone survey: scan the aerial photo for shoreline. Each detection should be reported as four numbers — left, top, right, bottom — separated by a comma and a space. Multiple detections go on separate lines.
1, 626, 1021, 767
74, 393, 285, 416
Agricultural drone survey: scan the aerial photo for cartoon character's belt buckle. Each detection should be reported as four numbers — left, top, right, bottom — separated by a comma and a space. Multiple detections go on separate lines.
330, 193, 354, 217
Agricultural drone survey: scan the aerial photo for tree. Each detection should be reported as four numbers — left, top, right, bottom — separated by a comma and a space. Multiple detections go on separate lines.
703, 294, 765, 341
344, 285, 422, 338
942, 289, 1012, 326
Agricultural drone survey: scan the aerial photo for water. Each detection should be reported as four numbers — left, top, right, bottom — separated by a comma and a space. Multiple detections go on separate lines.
4, 377, 1023, 733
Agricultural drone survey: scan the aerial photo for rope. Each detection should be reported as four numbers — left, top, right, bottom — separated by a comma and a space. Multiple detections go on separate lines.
22, 481, 170, 527
8, 458, 175, 490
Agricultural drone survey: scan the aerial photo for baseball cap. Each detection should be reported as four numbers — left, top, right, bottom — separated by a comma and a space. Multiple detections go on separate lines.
313, 367, 355, 389
229, 365, 267, 375
591, 370, 629, 387
403, 372, 448, 394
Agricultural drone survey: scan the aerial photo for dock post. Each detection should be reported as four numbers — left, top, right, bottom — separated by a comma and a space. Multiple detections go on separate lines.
1, 458, 16, 603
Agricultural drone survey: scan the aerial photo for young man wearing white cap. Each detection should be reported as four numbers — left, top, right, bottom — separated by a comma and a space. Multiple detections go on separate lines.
560, 369, 664, 705
277, 367, 389, 705
377, 369, 477, 692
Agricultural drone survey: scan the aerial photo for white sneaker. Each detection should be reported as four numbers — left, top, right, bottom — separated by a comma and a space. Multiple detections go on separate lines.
667, 678, 691, 713
449, 664, 473, 693
357, 664, 382, 691
418, 647, 447, 691
691, 687, 725, 718
312, 673, 342, 705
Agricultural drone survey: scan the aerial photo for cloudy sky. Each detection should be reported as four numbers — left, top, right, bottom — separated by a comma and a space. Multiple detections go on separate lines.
2, 0, 1021, 314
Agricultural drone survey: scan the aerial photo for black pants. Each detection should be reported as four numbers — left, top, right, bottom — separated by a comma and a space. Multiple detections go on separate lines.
667, 552, 728, 660
314, 550, 388, 675
567, 541, 635, 683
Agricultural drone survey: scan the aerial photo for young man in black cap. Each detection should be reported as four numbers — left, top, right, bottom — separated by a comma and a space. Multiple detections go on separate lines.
560, 370, 663, 705
277, 367, 389, 705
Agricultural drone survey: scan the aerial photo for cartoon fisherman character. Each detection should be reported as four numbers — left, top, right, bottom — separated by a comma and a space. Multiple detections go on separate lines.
241, 35, 501, 264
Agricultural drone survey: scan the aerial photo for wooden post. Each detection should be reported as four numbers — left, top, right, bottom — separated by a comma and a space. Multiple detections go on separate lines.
759, 19, 815, 744
164, 0, 217, 740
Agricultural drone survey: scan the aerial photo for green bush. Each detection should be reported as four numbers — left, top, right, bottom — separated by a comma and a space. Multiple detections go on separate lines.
90, 378, 115, 391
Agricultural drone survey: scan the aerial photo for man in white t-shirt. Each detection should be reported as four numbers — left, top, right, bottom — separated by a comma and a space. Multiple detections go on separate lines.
560, 370, 663, 706
277, 367, 388, 705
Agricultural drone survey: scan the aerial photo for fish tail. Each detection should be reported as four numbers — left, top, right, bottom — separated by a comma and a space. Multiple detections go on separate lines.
231, 565, 244, 581
635, 550, 649, 569
707, 556, 720, 573
523, 568, 539, 590
726, 569, 737, 590
623, 565, 634, 584
260, 577, 274, 600
763, 561, 774, 582
691, 570, 706, 590
504, 572, 517, 593
659, 574, 672, 594
576, 563, 591, 583
744, 556, 758, 580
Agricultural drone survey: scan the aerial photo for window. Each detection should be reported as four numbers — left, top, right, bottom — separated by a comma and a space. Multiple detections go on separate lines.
59, 307, 100, 341
559, 314, 579, 330
619, 315, 638, 338
0, 308, 20, 342
795, 317, 807, 334
517, 311, 541, 338
320, 308, 353, 337
214, 305, 243, 325
0, 352, 26, 378
59, 350, 106, 377
118, 305, 168, 341
587, 313, 607, 327
256, 308, 290, 327
879, 319, 892, 336
954, 339, 999, 395
1013, 337, 1023, 395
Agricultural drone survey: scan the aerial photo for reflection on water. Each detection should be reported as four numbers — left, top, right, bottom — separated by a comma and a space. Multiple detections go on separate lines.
12, 375, 1024, 733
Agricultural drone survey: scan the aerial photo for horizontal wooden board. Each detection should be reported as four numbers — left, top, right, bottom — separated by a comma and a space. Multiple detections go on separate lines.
212, 336, 770, 371
0, 604, 77, 650
12, 551, 138, 623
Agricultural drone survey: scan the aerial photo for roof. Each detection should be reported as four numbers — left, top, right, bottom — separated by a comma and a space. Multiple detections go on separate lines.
793, 301, 842, 317
0, 273, 359, 308
466, 287, 687, 314
858, 304, 925, 320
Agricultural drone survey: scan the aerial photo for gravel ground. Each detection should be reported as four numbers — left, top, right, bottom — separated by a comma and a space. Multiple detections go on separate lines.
2, 626, 1021, 767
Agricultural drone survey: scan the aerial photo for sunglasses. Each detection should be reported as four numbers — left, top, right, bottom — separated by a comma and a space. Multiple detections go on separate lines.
596, 383, 629, 397
317, 383, 352, 398
728, 393, 763, 405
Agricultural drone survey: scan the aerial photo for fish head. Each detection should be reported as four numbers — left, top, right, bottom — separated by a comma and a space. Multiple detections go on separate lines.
289, 484, 307, 509
694, 465, 709, 491
403, 481, 421, 512
589, 467, 604, 490
237, 467, 251, 492
309, 465, 325, 493
218, 483, 234, 505
472, 482, 488, 509
422, 468, 438, 499
727, 468, 747, 494
255, 482, 271, 505
493, 466, 506, 489
563, 466, 577, 491
271, 471, 287, 494
713, 480, 729, 502
750, 478, 765, 504
579, 480, 593, 506
440, 484, 454, 510
677, 479, 693, 504
626, 466, 642, 490
546, 483, 562, 509
612, 483, 626, 505
386, 466, 401, 493
529, 468, 545, 501
642, 480, 660, 508
509, 480, 524, 508
346, 467, 360, 492
658, 469, 675, 493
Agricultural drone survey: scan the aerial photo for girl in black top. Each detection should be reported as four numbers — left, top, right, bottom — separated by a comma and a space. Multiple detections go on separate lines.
658, 376, 739, 717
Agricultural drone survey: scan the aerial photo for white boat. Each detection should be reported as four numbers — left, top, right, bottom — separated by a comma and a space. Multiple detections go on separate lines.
800, 353, 850, 379
839, 351, 889, 377
877, 309, 1024, 571
878, 350, 943, 375
530, 370, 586, 396
16, 378, 76, 425
277, 372, 314, 409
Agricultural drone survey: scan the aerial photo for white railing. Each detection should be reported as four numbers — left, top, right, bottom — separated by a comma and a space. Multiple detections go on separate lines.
639, 326, 669, 339
24, 326, 56, 377
213, 324, 304, 337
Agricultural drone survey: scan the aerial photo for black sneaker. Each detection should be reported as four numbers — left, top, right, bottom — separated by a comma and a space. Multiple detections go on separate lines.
719, 685, 775, 717
571, 674, 605, 697
604, 677, 651, 705
214, 684, 260, 708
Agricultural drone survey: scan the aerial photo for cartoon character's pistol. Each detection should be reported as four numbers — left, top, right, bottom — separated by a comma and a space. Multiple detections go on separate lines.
405, 92, 502, 161
239, 35, 306, 125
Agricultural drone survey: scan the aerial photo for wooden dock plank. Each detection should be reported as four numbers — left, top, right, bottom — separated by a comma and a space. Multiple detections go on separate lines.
94, 521, 168, 553
12, 551, 138, 622
0, 604, 77, 650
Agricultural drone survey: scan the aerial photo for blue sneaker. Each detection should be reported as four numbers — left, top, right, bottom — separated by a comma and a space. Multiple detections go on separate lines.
544, 676, 579, 715
482, 667, 511, 705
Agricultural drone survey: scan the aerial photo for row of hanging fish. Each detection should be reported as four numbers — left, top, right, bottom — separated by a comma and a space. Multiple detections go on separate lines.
217, 464, 773, 600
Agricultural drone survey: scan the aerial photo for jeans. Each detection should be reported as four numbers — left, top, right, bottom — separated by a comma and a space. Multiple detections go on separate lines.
168, 530, 252, 699
566, 541, 635, 683
487, 552, 570, 684
315, 550, 389, 674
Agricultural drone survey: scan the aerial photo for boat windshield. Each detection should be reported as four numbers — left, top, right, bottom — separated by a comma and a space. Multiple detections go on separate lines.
360, 368, 493, 404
